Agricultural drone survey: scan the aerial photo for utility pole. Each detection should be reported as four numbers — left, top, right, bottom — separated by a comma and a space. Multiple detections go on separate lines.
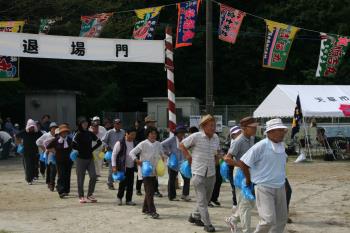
205, 0, 214, 114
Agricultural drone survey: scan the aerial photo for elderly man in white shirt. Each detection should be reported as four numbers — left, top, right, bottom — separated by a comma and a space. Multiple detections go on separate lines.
180, 115, 220, 233
238, 118, 288, 233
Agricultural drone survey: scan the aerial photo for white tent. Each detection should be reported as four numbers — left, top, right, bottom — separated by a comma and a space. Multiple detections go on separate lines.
254, 85, 350, 118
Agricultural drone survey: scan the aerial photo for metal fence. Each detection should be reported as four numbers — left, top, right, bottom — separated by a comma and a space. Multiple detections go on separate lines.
200, 105, 258, 125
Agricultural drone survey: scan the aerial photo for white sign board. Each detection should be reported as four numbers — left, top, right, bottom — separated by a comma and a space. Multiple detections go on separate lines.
0, 32, 165, 63
190, 115, 223, 132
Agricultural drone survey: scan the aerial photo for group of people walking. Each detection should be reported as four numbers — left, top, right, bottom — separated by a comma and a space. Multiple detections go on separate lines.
12, 113, 292, 233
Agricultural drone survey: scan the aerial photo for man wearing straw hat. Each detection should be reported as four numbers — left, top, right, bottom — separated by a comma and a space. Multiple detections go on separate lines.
239, 118, 288, 233
180, 114, 220, 233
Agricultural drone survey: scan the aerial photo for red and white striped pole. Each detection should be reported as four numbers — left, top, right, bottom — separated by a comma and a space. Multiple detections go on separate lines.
165, 26, 176, 136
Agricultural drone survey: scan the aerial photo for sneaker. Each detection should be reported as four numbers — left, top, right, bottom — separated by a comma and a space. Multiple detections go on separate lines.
231, 205, 237, 213
136, 190, 143, 196
108, 184, 115, 190
154, 191, 163, 198
59, 193, 65, 199
117, 198, 123, 206
126, 201, 136, 206
208, 202, 215, 207
181, 195, 191, 201
195, 219, 205, 227
188, 214, 196, 224
62, 193, 68, 197
79, 197, 87, 204
287, 218, 293, 224
142, 210, 150, 215
225, 216, 237, 233
151, 212, 160, 219
169, 198, 179, 201
204, 224, 216, 232
212, 201, 221, 206
87, 195, 98, 203
27, 182, 33, 185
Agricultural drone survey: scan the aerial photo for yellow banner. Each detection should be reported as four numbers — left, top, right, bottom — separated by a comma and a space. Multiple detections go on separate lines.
0, 21, 25, 81
0, 21, 25, 33
135, 6, 163, 19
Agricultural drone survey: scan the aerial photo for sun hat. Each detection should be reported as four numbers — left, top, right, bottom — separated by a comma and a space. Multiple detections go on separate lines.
265, 118, 288, 133
230, 126, 241, 135
58, 124, 70, 134
92, 116, 100, 121
199, 114, 216, 127
144, 115, 157, 123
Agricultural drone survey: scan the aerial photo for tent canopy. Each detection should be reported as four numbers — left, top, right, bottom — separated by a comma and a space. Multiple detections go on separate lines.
253, 85, 350, 118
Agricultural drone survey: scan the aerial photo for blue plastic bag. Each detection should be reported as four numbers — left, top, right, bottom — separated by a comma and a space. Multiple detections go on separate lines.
17, 144, 24, 154
220, 161, 230, 182
112, 171, 125, 182
39, 153, 46, 162
234, 168, 245, 189
241, 178, 255, 201
142, 160, 153, 177
70, 150, 78, 161
104, 151, 112, 161
168, 153, 178, 170
47, 154, 56, 165
180, 160, 192, 179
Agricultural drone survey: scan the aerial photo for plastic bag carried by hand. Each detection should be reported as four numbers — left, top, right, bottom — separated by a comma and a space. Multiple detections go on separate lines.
70, 150, 78, 161
241, 178, 255, 201
39, 153, 46, 162
220, 161, 230, 182
167, 153, 178, 170
142, 160, 153, 177
180, 160, 192, 179
156, 159, 166, 177
98, 151, 105, 160
112, 171, 125, 182
47, 154, 56, 165
234, 168, 245, 189
17, 144, 24, 154
104, 151, 112, 161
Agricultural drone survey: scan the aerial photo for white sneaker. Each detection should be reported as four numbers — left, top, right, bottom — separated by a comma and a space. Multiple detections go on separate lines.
225, 216, 237, 233
232, 205, 238, 213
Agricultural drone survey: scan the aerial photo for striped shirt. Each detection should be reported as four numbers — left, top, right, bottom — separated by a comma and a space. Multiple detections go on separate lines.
182, 131, 220, 177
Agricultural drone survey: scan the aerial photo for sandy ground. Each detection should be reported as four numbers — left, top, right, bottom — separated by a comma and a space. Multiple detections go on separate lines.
0, 156, 350, 233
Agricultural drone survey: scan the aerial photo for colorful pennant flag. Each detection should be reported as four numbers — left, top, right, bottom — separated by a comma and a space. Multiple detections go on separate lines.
263, 20, 299, 70
79, 13, 113, 37
339, 104, 350, 117
291, 94, 303, 139
218, 4, 245, 44
0, 21, 25, 81
176, 0, 201, 48
39, 18, 61, 34
132, 6, 163, 40
316, 33, 350, 77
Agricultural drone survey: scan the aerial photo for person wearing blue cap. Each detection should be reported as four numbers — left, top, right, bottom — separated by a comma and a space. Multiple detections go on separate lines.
161, 125, 191, 202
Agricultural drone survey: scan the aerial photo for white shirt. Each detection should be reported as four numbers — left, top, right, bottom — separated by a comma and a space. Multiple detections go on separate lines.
182, 131, 220, 177
111, 140, 135, 168
0, 131, 12, 142
36, 132, 55, 148
129, 139, 164, 177
240, 138, 287, 188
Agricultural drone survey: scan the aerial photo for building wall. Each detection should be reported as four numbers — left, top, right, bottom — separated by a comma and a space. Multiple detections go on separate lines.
25, 92, 77, 128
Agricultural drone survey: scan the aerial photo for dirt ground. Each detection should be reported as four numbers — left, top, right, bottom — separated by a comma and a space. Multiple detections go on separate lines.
0, 155, 350, 233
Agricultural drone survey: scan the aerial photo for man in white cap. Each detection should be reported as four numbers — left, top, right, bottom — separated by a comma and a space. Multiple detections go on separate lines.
92, 116, 107, 136
238, 118, 288, 233
180, 114, 220, 233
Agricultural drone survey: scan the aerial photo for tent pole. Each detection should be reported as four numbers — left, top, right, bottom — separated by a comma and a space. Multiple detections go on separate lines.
303, 116, 312, 160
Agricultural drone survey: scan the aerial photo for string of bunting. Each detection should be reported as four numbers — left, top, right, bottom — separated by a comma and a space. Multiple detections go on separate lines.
0, 0, 349, 81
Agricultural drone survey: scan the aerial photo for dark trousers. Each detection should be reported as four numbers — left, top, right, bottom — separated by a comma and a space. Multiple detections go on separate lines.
211, 165, 222, 202
57, 160, 73, 194
76, 157, 97, 197
143, 177, 156, 214
34, 154, 39, 178
285, 178, 292, 212
39, 161, 46, 176
228, 165, 237, 205
117, 167, 135, 202
23, 154, 36, 182
168, 168, 190, 199
136, 176, 143, 191
1, 140, 11, 159
46, 163, 57, 187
